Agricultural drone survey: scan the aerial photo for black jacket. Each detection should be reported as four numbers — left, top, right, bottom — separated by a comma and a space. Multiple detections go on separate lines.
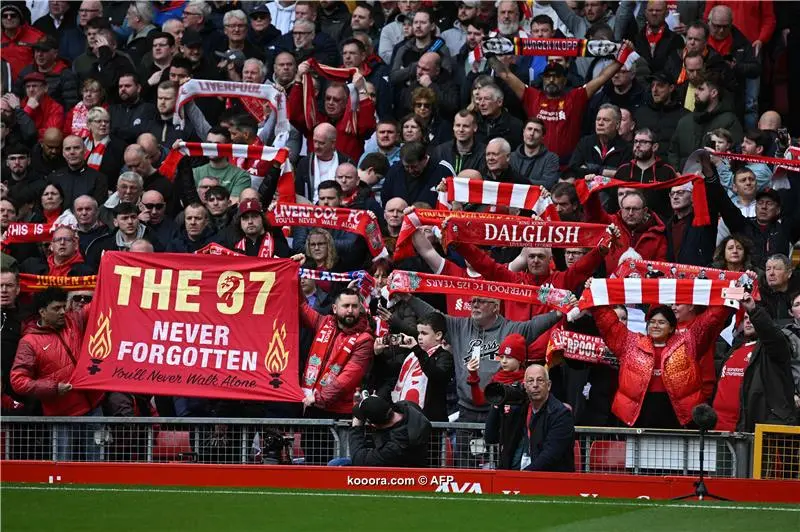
82, 46, 136, 102
84, 227, 163, 272
584, 80, 647, 134
665, 208, 719, 267
91, 136, 127, 193
217, 226, 292, 259
570, 134, 633, 177
486, 393, 575, 472
719, 305, 797, 432
632, 25, 684, 80
410, 345, 454, 423
349, 401, 432, 467
382, 158, 451, 207
430, 140, 486, 176
110, 99, 157, 143
633, 98, 688, 158
166, 225, 217, 254
47, 164, 108, 208
475, 110, 523, 152
294, 151, 354, 201
614, 159, 678, 221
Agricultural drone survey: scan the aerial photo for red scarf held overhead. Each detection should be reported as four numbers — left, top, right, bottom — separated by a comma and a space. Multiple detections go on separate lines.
545, 327, 617, 369
441, 216, 610, 250
386, 270, 575, 313
18, 273, 97, 292
268, 203, 388, 259
302, 58, 359, 135
302, 317, 364, 398
575, 173, 711, 226
712, 151, 800, 174
438, 176, 560, 220
615, 259, 760, 299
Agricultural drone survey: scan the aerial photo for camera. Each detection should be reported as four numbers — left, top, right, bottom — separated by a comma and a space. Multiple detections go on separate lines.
484, 382, 526, 406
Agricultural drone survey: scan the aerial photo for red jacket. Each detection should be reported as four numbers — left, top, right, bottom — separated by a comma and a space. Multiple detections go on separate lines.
300, 301, 374, 415
456, 243, 605, 361
594, 305, 731, 426
10, 305, 104, 416
22, 93, 65, 140
47, 252, 85, 277
0, 24, 45, 80
287, 83, 376, 162
703, 0, 775, 44
583, 193, 667, 273
677, 316, 717, 403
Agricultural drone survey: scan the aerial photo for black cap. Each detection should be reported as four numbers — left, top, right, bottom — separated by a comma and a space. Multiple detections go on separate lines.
542, 61, 567, 77
5, 144, 29, 156
182, 29, 203, 48
755, 188, 781, 205
353, 396, 394, 425
114, 202, 140, 216
250, 3, 270, 16
647, 71, 675, 85
31, 35, 58, 52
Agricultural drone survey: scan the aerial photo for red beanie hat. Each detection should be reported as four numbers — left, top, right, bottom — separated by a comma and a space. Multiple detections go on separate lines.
497, 333, 527, 363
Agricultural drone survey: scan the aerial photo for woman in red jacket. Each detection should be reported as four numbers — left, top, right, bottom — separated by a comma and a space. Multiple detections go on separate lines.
593, 301, 732, 428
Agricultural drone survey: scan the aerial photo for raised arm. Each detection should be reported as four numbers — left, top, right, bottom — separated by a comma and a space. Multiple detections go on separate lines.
412, 229, 445, 273
490, 57, 526, 101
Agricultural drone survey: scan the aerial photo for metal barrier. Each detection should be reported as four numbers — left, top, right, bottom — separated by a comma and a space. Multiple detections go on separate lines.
752, 424, 800, 480
0, 417, 753, 477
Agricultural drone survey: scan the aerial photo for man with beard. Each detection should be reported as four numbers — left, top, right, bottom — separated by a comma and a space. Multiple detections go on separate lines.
300, 287, 374, 422
110, 73, 156, 143
138, 190, 176, 247
668, 72, 742, 169
2, 145, 45, 209
190, 127, 251, 203
442, 1, 479, 56
509, 118, 559, 189
550, 182, 584, 222
167, 202, 215, 253
432, 110, 486, 176
634, 71, 688, 157
72, 195, 108, 255
614, 128, 677, 221
48, 135, 107, 207
495, 43, 631, 163
218, 198, 292, 259
138, 80, 196, 147
29, 128, 65, 177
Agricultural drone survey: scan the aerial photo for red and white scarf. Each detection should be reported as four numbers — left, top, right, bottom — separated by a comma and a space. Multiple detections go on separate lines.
387, 270, 575, 312
441, 216, 610, 250
301, 58, 359, 135
174, 79, 290, 148
392, 346, 439, 407
511, 37, 637, 66
437, 176, 560, 219
569, 278, 747, 321
235, 233, 274, 258
67, 102, 91, 138
85, 136, 109, 170
575, 173, 711, 226
545, 327, 617, 368
268, 202, 388, 260
302, 317, 362, 398
614, 259, 760, 298
159, 142, 295, 202
713, 149, 800, 177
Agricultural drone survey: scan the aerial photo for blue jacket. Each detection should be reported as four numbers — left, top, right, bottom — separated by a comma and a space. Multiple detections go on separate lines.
524, 394, 575, 472
381, 159, 451, 207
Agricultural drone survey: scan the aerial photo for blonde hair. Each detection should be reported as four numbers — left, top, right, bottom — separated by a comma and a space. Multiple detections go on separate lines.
305, 228, 338, 270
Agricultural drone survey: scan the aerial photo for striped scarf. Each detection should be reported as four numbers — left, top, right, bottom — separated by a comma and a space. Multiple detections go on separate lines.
437, 176, 560, 219
85, 136, 109, 171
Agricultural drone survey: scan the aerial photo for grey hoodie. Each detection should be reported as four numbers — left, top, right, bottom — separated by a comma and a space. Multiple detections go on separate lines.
409, 297, 561, 414
509, 144, 560, 189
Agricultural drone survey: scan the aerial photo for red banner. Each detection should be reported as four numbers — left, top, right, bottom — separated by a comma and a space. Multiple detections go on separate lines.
70, 252, 303, 402
267, 203, 387, 259
2, 223, 54, 244
441, 217, 609, 249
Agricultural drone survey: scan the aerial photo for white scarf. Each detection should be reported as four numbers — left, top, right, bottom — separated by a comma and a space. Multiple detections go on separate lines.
392, 345, 439, 408
311, 152, 339, 201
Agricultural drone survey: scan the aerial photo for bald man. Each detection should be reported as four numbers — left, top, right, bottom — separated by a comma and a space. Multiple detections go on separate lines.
123, 144, 173, 205
296, 122, 354, 202
485, 364, 575, 471
31, 127, 66, 175
383, 197, 408, 238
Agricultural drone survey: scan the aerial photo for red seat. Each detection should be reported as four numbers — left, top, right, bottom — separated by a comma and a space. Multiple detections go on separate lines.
588, 440, 626, 472
152, 430, 192, 461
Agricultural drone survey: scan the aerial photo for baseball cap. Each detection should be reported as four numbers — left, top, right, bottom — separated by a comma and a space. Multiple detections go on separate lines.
250, 4, 270, 16
647, 71, 675, 85
23, 72, 46, 85
755, 189, 781, 205
114, 202, 140, 216
498, 333, 527, 363
354, 396, 394, 425
215, 49, 246, 65
182, 29, 203, 48
31, 35, 58, 52
238, 199, 263, 216
542, 61, 567, 77
5, 144, 30, 157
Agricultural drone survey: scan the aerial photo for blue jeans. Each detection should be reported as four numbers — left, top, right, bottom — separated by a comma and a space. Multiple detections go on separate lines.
327, 457, 353, 466
54, 406, 104, 461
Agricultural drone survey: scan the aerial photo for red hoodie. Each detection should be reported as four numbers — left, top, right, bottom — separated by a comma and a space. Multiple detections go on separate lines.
47, 252, 85, 277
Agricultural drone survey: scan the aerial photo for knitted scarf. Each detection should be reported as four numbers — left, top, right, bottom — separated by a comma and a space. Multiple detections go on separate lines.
1, 222, 54, 244
158, 142, 294, 202
236, 233, 274, 258
483, 36, 637, 67
386, 270, 575, 312
301, 58, 359, 135
545, 327, 617, 368
267, 202, 387, 260
84, 136, 109, 171
174, 79, 290, 148
18, 273, 97, 292
441, 216, 611, 250
574, 173, 711, 226
712, 150, 800, 175
614, 259, 760, 298
392, 346, 440, 407
437, 176, 560, 220
302, 317, 363, 399
491, 368, 526, 384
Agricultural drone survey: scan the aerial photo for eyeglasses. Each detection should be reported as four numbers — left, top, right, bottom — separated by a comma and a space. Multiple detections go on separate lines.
414, 102, 432, 108
70, 295, 93, 304
224, 23, 247, 29
52, 237, 74, 244
2, 13, 20, 19
142, 203, 165, 210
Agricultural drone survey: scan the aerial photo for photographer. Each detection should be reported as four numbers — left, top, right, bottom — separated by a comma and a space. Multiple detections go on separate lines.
346, 396, 432, 468
485, 365, 575, 472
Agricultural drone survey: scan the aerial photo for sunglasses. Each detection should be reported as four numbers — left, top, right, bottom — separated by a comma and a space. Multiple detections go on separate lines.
414, 102, 432, 108
70, 295, 93, 304
251, 13, 269, 20
2, 13, 20, 19
142, 203, 165, 210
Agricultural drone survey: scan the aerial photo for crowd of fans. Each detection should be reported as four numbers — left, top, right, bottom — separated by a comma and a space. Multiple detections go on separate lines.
1, 1, 800, 469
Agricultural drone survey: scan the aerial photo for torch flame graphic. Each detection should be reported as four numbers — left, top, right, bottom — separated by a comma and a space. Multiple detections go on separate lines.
264, 319, 289, 373
88, 310, 113, 360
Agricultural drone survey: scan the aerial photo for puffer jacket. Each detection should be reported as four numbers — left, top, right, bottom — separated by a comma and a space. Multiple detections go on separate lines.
300, 300, 374, 415
0, 24, 45, 80
594, 304, 731, 426
10, 305, 104, 416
